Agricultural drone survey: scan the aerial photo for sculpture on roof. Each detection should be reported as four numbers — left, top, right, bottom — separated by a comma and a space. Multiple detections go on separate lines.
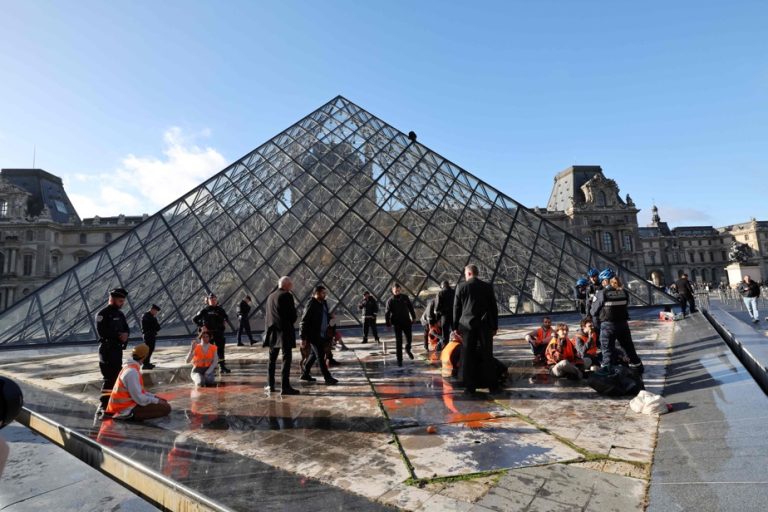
728, 241, 752, 263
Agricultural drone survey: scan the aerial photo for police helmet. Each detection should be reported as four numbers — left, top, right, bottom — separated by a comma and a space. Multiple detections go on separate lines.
576, 277, 588, 287
587, 268, 599, 278
598, 268, 615, 281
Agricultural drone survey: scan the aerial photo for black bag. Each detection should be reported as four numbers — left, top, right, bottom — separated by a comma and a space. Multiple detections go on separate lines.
587, 366, 644, 396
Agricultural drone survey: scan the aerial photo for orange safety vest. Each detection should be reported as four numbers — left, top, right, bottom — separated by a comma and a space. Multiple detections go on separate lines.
532, 327, 552, 346
545, 337, 582, 365
441, 339, 462, 378
106, 362, 143, 415
576, 332, 599, 357
193, 343, 216, 368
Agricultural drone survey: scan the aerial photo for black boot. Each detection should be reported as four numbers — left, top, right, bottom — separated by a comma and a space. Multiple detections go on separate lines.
220, 361, 232, 374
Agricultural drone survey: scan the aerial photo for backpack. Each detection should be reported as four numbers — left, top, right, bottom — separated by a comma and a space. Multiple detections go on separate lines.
587, 366, 644, 396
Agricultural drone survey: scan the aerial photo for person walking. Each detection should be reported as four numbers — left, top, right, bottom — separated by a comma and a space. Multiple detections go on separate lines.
590, 269, 643, 374
186, 328, 218, 387
237, 295, 257, 346
105, 343, 171, 421
299, 285, 339, 385
193, 293, 232, 373
263, 276, 300, 395
385, 283, 417, 366
673, 273, 697, 316
95, 288, 130, 418
358, 291, 380, 344
140, 304, 161, 370
434, 280, 455, 351
453, 264, 499, 394
737, 275, 761, 323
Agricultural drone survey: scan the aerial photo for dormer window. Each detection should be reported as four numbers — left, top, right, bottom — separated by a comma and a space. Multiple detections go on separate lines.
597, 191, 607, 206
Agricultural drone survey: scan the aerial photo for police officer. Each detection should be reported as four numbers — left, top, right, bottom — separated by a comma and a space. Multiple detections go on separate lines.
141, 304, 161, 370
193, 293, 232, 373
96, 288, 130, 417
586, 268, 602, 307
573, 278, 588, 316
590, 269, 643, 375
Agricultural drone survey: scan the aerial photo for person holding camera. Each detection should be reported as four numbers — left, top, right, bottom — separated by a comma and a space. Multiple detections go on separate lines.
96, 288, 130, 418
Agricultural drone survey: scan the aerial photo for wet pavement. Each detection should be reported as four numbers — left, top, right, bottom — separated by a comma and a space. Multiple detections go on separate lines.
648, 309, 768, 511
0, 314, 676, 511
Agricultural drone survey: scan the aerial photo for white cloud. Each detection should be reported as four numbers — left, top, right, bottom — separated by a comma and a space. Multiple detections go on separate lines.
68, 127, 227, 218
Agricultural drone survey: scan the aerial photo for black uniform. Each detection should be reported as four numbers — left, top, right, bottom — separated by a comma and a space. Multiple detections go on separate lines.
300, 297, 333, 381
141, 311, 161, 367
237, 300, 256, 345
590, 286, 641, 368
96, 304, 129, 409
385, 294, 416, 365
453, 277, 498, 392
435, 286, 455, 349
573, 285, 587, 315
263, 288, 298, 390
193, 305, 229, 366
358, 296, 380, 343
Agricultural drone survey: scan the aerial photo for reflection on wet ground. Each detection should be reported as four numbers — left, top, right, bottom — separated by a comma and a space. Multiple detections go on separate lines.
0, 314, 674, 511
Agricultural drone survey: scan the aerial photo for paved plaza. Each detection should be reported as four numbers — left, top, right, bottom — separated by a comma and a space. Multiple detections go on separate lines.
0, 313, 674, 511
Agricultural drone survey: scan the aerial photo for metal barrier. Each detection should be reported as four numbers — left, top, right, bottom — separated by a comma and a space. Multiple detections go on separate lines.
16, 407, 233, 512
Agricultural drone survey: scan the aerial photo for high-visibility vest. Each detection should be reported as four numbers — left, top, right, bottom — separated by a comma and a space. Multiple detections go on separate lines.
545, 337, 582, 365
531, 327, 552, 346
106, 362, 143, 415
193, 343, 216, 368
576, 332, 599, 357
441, 339, 462, 378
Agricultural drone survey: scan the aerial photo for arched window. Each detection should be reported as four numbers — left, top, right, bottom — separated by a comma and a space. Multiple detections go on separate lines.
596, 191, 607, 206
602, 232, 614, 252
0, 200, 8, 217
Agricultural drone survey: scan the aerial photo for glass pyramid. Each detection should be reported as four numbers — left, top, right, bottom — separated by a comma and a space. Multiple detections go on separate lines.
0, 96, 674, 345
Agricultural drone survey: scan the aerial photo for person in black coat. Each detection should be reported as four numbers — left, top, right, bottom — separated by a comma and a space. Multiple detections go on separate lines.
193, 293, 232, 373
237, 296, 256, 346
434, 281, 455, 350
673, 273, 697, 316
358, 291, 380, 344
95, 288, 130, 415
453, 265, 499, 394
263, 277, 300, 395
299, 285, 338, 385
140, 304, 161, 370
384, 283, 416, 366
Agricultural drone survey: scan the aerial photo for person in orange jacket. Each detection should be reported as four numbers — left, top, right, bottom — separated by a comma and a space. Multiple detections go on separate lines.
525, 317, 553, 364
545, 323, 582, 379
573, 317, 602, 372
106, 344, 171, 420
186, 327, 219, 387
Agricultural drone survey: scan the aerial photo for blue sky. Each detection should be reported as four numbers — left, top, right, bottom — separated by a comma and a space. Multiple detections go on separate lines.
0, 0, 765, 226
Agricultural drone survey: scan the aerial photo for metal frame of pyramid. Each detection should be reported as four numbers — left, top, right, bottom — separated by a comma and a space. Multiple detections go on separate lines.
0, 96, 674, 345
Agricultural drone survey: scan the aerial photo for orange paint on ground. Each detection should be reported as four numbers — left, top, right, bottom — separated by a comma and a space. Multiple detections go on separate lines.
446, 412, 497, 429
383, 396, 428, 410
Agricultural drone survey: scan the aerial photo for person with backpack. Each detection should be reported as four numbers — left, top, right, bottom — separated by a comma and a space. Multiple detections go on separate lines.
737, 275, 761, 323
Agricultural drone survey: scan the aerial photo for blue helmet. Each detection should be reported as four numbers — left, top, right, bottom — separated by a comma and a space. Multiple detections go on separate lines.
598, 268, 615, 281
587, 268, 599, 278
576, 277, 588, 287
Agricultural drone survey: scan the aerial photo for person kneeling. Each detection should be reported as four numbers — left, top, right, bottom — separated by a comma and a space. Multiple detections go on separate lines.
106, 344, 171, 420
545, 323, 583, 380
187, 330, 218, 387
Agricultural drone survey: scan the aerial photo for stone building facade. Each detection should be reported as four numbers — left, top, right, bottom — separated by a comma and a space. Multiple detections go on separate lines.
540, 166, 767, 287
0, 169, 143, 311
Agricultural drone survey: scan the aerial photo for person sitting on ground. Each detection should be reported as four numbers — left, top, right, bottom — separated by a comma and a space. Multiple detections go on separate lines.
574, 317, 601, 372
106, 344, 171, 420
545, 323, 583, 379
525, 317, 553, 364
186, 328, 218, 387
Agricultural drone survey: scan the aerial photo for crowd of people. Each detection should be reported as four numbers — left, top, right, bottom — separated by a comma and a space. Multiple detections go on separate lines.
94, 263, 655, 420
93, 264, 506, 421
